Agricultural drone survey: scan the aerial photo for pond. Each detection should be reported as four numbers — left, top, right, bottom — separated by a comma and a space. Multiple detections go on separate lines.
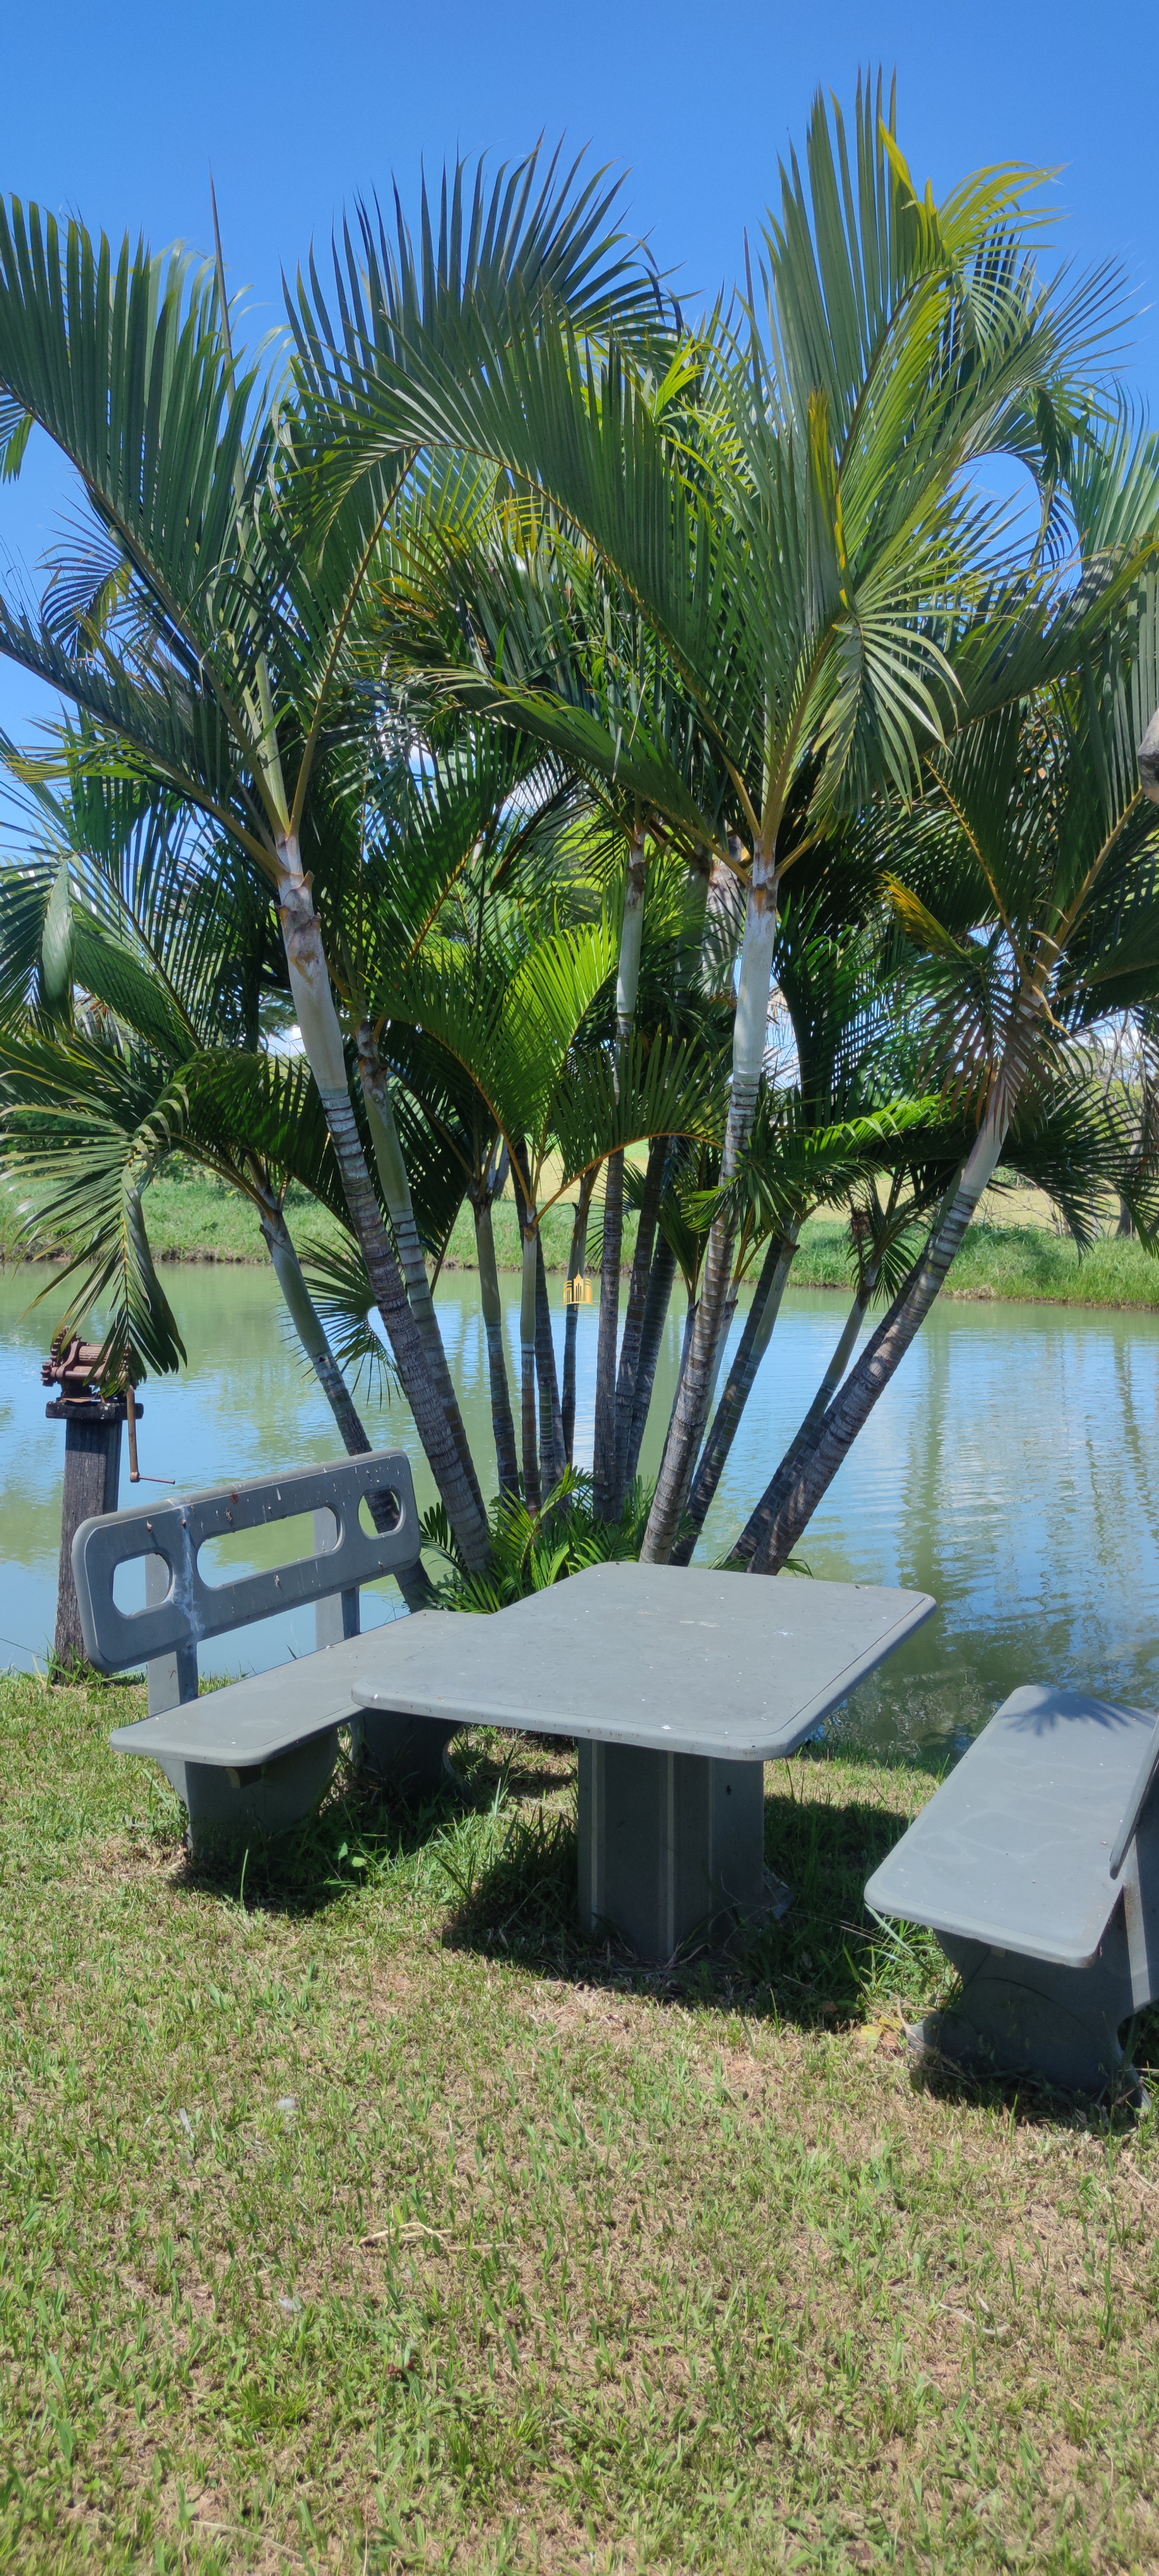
3, 1258, 1159, 1762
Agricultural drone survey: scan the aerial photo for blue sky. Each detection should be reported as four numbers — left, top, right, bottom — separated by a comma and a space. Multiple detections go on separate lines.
0, 0, 1155, 737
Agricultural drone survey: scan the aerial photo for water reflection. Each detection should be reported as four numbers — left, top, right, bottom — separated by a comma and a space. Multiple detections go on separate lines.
2, 1261, 1158, 1760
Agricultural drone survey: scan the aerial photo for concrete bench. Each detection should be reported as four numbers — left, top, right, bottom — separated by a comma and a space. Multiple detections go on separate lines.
864, 1683, 1159, 2092
72, 1450, 456, 1848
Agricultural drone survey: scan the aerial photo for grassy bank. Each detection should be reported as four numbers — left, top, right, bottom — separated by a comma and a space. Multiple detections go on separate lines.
790, 1215, 1159, 1310
0, 1669, 1156, 2573
6, 1167, 1159, 1307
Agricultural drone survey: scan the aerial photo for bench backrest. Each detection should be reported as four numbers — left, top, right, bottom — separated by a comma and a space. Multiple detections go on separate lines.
72, 1450, 422, 1676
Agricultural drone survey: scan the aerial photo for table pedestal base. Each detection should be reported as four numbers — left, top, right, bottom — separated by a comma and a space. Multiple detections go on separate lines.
578, 1742, 780, 1961
357, 1707, 461, 1799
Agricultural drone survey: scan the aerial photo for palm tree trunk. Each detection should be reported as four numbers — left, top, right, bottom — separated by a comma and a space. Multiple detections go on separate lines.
593, 826, 647, 1521
641, 847, 777, 1562
622, 1229, 677, 1488
593, 1153, 624, 1517
664, 1295, 697, 1448
611, 1131, 665, 1513
275, 837, 491, 1572
727, 1270, 876, 1568
535, 1233, 567, 1492
562, 1176, 593, 1466
474, 1196, 519, 1499
520, 1222, 541, 1511
357, 1022, 486, 1518
670, 1225, 799, 1565
258, 1199, 433, 1610
746, 1084, 1022, 1575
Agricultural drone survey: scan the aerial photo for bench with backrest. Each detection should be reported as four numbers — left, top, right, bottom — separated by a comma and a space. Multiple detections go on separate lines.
72, 1450, 457, 1846
76, 1449, 937, 1955
864, 1682, 1159, 2092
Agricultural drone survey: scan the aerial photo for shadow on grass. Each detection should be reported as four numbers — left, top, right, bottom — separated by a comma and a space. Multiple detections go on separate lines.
165, 1742, 473, 1919
435, 1762, 945, 2033
157, 1726, 1159, 2121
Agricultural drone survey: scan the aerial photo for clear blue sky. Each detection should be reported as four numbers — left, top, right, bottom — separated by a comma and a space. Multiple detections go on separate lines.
1, 0, 1155, 738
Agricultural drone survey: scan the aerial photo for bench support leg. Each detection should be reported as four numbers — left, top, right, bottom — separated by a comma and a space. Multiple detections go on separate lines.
160, 1732, 340, 1856
577, 1743, 783, 1962
919, 1932, 1132, 2094
917, 1811, 1159, 2095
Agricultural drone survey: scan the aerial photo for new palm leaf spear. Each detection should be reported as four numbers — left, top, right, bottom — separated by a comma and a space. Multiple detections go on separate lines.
0, 82, 1156, 1588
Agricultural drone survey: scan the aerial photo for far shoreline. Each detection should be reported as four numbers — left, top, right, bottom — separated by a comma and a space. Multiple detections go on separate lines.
5, 1188, 1159, 1316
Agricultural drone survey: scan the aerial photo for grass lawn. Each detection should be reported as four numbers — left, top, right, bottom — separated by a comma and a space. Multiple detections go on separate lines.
791, 1217, 1159, 1311
1, 1671, 1157, 2573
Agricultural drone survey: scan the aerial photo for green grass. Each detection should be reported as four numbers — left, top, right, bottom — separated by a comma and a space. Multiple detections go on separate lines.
794, 1215, 1159, 1309
7, 1164, 1159, 1307
1, 1669, 1157, 2572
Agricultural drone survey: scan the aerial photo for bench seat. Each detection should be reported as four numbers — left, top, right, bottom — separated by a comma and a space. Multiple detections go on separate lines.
110, 1628, 419, 1771
866, 1684, 1159, 2092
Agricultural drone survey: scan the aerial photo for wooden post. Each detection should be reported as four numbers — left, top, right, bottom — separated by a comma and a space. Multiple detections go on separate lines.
45, 1394, 135, 1667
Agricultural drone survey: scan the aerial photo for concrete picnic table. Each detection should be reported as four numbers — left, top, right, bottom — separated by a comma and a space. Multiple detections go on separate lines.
351, 1561, 936, 1958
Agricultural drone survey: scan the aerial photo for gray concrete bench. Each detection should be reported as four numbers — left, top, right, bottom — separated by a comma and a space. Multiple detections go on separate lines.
72, 1450, 456, 1848
864, 1684, 1159, 2092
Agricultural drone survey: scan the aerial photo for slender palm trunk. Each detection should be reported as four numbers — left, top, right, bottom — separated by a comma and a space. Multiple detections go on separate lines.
519, 1222, 541, 1511
671, 1225, 799, 1565
593, 1154, 624, 1517
562, 1176, 594, 1467
641, 847, 777, 1562
746, 1045, 1033, 1574
727, 1270, 876, 1568
357, 1022, 486, 1518
258, 1199, 433, 1609
791, 1270, 874, 1443
474, 1195, 519, 1499
274, 836, 491, 1571
623, 1229, 677, 1488
611, 1130, 665, 1514
664, 1295, 697, 1447
593, 826, 648, 1519
260, 1202, 369, 1454
535, 1233, 567, 1492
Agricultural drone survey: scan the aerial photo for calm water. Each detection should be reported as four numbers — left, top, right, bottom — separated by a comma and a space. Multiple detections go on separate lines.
3, 1259, 1159, 1760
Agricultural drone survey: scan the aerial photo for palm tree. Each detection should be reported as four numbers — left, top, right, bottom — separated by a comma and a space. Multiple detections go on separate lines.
299, 76, 1116, 1563
0, 153, 661, 1569
740, 470, 1159, 1572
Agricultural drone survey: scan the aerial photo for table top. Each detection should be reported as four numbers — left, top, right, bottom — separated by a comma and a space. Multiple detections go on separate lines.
865, 1683, 1158, 1969
351, 1563, 936, 1760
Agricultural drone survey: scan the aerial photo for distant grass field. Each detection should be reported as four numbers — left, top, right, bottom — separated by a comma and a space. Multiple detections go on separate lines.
6, 1165, 1159, 1309
0, 1668, 1156, 2573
